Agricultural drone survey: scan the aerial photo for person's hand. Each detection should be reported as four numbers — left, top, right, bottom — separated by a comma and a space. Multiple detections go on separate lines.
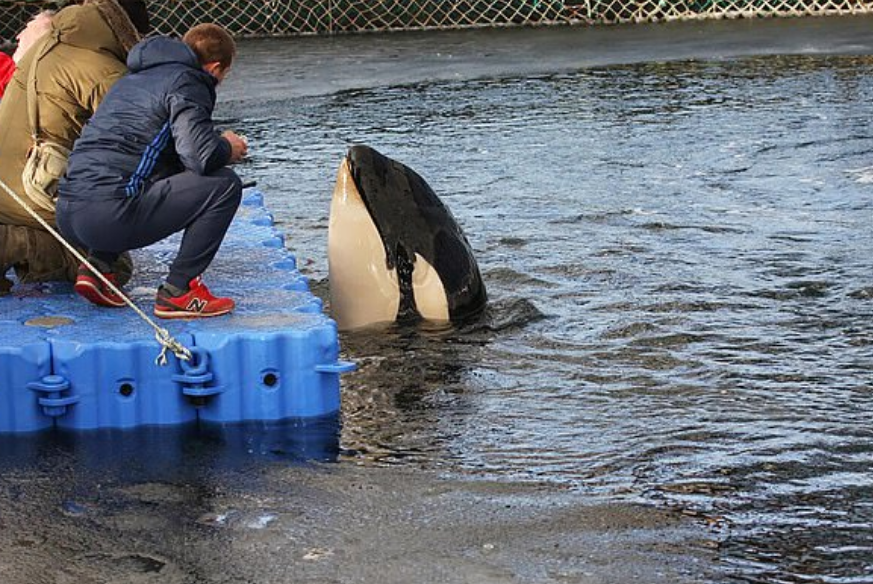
222, 130, 248, 163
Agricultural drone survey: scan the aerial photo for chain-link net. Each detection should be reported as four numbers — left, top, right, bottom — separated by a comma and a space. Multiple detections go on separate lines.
2, 0, 872, 46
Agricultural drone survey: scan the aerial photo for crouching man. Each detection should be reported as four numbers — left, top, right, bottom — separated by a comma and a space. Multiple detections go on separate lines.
56, 23, 248, 318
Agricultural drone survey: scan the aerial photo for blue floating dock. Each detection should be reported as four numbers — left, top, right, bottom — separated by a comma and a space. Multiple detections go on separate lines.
0, 190, 355, 434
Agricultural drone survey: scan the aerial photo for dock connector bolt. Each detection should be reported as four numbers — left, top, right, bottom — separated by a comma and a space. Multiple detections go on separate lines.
172, 347, 223, 407
27, 375, 80, 418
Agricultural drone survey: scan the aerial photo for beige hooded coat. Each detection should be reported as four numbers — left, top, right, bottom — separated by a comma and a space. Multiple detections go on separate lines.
0, 0, 139, 288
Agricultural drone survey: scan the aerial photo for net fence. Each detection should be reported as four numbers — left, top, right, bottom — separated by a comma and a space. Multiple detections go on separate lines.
2, 0, 872, 46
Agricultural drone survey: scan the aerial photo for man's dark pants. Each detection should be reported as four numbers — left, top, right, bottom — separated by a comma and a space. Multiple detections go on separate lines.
57, 168, 242, 290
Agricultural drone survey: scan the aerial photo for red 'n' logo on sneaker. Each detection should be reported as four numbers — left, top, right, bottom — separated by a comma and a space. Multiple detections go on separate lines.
187, 298, 208, 312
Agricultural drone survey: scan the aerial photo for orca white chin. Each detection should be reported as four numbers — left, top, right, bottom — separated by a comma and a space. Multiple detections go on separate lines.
327, 145, 486, 331
328, 158, 401, 330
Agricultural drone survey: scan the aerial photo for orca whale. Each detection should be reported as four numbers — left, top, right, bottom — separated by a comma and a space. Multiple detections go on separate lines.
328, 145, 487, 331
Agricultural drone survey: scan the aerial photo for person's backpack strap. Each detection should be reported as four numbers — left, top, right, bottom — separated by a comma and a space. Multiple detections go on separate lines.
26, 29, 62, 144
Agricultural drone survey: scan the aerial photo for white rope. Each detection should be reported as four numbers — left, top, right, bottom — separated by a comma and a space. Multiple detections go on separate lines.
0, 176, 192, 366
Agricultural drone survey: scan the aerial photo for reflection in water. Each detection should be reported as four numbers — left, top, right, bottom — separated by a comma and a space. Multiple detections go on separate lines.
0, 418, 340, 582
0, 417, 341, 475
334, 297, 545, 466
219, 51, 873, 583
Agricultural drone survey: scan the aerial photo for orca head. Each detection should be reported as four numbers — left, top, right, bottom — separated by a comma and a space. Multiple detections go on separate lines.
328, 145, 486, 331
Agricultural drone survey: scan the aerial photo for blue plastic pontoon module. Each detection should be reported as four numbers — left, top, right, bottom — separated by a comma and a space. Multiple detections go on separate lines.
0, 190, 354, 433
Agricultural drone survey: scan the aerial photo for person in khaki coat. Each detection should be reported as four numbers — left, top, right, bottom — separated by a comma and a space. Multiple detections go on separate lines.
0, 0, 147, 292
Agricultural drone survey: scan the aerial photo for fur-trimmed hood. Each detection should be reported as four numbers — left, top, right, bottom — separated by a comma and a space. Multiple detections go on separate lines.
52, 0, 142, 60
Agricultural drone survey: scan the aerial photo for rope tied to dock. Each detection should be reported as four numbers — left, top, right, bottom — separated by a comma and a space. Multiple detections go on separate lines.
0, 176, 193, 366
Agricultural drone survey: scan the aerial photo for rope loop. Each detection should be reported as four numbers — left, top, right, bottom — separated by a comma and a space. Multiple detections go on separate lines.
155, 327, 193, 366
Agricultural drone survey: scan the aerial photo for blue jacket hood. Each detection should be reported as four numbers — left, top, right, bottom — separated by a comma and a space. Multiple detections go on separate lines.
127, 36, 200, 73
60, 34, 231, 200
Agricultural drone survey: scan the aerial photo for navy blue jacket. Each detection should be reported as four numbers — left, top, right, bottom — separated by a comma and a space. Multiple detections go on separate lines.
60, 36, 231, 201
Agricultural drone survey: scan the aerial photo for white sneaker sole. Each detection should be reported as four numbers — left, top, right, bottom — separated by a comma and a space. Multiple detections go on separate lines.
153, 306, 233, 319
74, 279, 126, 308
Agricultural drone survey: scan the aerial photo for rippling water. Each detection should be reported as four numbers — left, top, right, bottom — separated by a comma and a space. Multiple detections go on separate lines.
217, 22, 873, 583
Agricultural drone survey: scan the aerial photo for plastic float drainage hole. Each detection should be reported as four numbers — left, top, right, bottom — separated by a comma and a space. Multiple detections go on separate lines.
119, 383, 135, 397
262, 373, 279, 388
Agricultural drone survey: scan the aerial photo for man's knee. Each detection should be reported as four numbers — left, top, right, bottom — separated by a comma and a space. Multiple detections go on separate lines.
213, 168, 243, 204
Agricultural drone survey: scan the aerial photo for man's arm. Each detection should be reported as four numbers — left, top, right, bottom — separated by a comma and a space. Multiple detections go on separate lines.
168, 73, 234, 174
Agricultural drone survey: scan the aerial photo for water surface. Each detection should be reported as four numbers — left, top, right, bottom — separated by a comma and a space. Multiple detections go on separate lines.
1, 16, 872, 584
217, 17, 873, 583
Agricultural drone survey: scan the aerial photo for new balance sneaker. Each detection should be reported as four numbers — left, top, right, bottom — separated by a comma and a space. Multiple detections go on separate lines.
74, 264, 126, 308
153, 277, 235, 319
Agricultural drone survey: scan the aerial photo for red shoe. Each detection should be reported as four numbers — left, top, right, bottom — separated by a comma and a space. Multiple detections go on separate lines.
153, 277, 235, 319
74, 264, 126, 308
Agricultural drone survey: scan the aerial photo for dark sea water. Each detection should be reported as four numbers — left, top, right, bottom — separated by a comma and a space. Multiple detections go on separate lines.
215, 17, 873, 584
1, 16, 872, 584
